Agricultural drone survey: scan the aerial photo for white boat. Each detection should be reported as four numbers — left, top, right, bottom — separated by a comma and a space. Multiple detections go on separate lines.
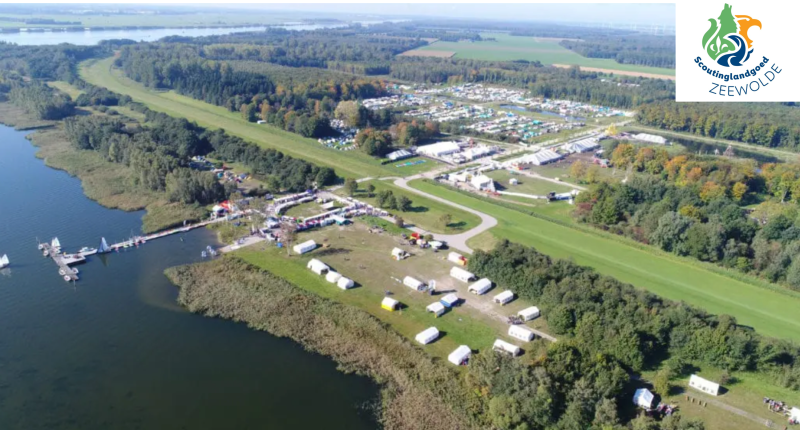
0, 254, 8, 269
51, 237, 61, 250
78, 246, 98, 256
98, 237, 110, 254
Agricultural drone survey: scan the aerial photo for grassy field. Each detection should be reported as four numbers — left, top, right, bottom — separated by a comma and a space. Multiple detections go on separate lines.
488, 170, 574, 195
338, 179, 482, 234
415, 33, 675, 78
234, 222, 551, 360
79, 57, 438, 179
408, 179, 800, 342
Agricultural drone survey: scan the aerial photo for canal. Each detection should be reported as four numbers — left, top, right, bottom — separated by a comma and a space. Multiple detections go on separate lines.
0, 125, 379, 429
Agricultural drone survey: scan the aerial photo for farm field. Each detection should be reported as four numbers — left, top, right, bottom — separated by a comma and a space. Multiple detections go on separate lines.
79, 57, 438, 179
407, 179, 800, 342
336, 179, 482, 234
235, 223, 552, 361
413, 33, 675, 78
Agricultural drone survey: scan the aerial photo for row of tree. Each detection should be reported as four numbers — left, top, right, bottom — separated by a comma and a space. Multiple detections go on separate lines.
559, 35, 675, 69
7, 81, 75, 120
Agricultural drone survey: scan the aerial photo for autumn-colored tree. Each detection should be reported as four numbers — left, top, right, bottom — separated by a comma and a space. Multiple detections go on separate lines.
731, 182, 748, 202
570, 160, 588, 182
678, 205, 703, 221
585, 165, 601, 184
611, 143, 635, 168
699, 181, 725, 202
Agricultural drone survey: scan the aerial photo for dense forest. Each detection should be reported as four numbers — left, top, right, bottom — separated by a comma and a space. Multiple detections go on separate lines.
575, 143, 800, 289
0, 42, 103, 81
638, 101, 800, 150
559, 35, 675, 69
6, 81, 75, 120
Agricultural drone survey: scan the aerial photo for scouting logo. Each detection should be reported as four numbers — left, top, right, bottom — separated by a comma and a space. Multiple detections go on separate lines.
702, 3, 761, 67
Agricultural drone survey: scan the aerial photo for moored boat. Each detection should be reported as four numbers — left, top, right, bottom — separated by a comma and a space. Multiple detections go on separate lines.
0, 254, 9, 269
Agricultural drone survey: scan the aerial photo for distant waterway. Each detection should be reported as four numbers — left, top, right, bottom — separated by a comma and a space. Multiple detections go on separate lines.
0, 125, 378, 429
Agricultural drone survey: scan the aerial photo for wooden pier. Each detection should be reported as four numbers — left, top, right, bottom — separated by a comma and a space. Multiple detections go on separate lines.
39, 242, 80, 282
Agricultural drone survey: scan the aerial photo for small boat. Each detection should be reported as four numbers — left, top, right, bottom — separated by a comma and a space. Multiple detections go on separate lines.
98, 237, 110, 254
78, 247, 97, 256
43, 250, 49, 257
72, 268, 79, 275
51, 237, 61, 250
0, 254, 9, 269
63, 275, 71, 282
201, 251, 208, 258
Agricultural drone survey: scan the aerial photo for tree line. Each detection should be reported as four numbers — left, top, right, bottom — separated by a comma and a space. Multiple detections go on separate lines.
559, 35, 675, 69
6, 80, 75, 120
576, 144, 800, 290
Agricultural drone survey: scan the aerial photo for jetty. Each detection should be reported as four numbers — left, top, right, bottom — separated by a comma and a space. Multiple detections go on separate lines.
39, 239, 81, 282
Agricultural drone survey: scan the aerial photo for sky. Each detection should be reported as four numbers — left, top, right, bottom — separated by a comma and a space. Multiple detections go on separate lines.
216, 3, 676, 27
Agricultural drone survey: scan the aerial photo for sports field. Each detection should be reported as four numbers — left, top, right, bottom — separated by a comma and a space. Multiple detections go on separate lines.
408, 179, 800, 342
79, 57, 437, 179
413, 33, 675, 78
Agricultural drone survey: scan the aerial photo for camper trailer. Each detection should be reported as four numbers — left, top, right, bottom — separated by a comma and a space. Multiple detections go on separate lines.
518, 306, 540, 322
493, 339, 521, 356
381, 297, 399, 311
306, 259, 329, 275
337, 277, 355, 290
468, 278, 493, 295
415, 327, 440, 345
448, 345, 471, 365
508, 325, 535, 342
450, 267, 475, 283
325, 271, 342, 283
447, 252, 467, 266
493, 290, 515, 306
293, 240, 317, 255
426, 302, 446, 317
403, 276, 426, 291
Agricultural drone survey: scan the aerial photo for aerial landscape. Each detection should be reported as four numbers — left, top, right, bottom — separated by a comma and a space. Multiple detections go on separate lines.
1, 3, 799, 430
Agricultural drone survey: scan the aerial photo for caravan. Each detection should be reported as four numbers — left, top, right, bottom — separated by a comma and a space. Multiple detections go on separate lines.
493, 339, 521, 356
415, 327, 440, 345
403, 276, 426, 291
468, 278, 493, 295
450, 267, 475, 283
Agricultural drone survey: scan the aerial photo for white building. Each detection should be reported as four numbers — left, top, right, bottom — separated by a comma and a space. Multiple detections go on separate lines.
448, 345, 471, 365
307, 259, 329, 275
633, 388, 655, 409
293, 240, 317, 255
468, 278, 493, 295
493, 290, 515, 305
381, 297, 399, 311
403, 276, 426, 291
386, 149, 414, 161
470, 174, 495, 191
518, 306, 540, 321
415, 327, 440, 345
439, 293, 459, 308
688, 375, 720, 396
448, 252, 467, 265
450, 267, 476, 282
508, 325, 535, 342
493, 339, 521, 356
417, 141, 463, 158
325, 271, 343, 283
631, 133, 668, 145
337, 277, 355, 290
563, 137, 600, 153
509, 149, 563, 168
426, 301, 446, 317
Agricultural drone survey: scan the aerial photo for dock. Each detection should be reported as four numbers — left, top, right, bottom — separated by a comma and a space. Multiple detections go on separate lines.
39, 242, 81, 282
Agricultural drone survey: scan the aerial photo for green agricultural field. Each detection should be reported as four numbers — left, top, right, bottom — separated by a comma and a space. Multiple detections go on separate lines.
409, 179, 800, 342
415, 33, 675, 78
79, 57, 438, 179
338, 179, 481, 234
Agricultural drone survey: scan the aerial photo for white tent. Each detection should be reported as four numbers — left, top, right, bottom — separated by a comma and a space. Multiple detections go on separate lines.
688, 375, 720, 396
391, 247, 409, 260
448, 345, 471, 365
493, 339, 521, 356
633, 388, 655, 409
439, 293, 459, 308
450, 266, 475, 282
468, 278, 493, 295
381, 297, 399, 311
426, 302, 446, 317
791, 407, 800, 421
415, 327, 440, 345
325, 271, 343, 283
307, 259, 329, 275
518, 306, 540, 321
493, 290, 515, 305
403, 276, 426, 291
508, 325, 535, 342
293, 240, 317, 255
337, 277, 355, 290
447, 252, 466, 265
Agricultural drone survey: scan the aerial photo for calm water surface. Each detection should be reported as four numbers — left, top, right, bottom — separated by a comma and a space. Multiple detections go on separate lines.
0, 126, 378, 429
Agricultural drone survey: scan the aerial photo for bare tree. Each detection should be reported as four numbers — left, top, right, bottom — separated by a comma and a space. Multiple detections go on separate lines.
279, 223, 297, 256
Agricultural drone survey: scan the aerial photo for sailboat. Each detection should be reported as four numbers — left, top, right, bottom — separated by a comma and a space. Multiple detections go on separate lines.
98, 237, 110, 254
0, 254, 9, 269
51, 237, 61, 251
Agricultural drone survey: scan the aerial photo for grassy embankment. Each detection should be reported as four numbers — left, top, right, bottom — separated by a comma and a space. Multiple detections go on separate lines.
413, 33, 675, 77
166, 256, 483, 430
79, 57, 442, 179
408, 179, 800, 342
336, 179, 482, 234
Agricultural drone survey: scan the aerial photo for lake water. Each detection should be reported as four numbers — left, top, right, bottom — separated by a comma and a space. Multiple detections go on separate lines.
0, 125, 378, 429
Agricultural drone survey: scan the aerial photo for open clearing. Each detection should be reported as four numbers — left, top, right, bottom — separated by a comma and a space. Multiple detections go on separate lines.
551, 64, 677, 80
412, 33, 675, 78
408, 179, 800, 342
398, 49, 455, 58
235, 222, 551, 360
79, 57, 438, 179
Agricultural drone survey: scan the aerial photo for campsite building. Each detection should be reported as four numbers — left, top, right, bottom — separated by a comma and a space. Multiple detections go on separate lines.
493, 290, 515, 305
448, 252, 467, 266
325, 271, 343, 283
307, 259, 329, 275
470, 174, 495, 191
415, 327, 440, 345
493, 339, 521, 356
468, 278, 493, 295
439, 293, 459, 308
631, 133, 668, 145
293, 240, 317, 255
337, 277, 355, 290
426, 301, 446, 317
386, 149, 414, 161
633, 388, 655, 409
403, 276, 426, 291
508, 325, 535, 342
381, 297, 399, 311
563, 137, 600, 153
518, 306, 540, 321
450, 267, 476, 283
417, 141, 462, 158
448, 345, 471, 365
508, 149, 563, 169
688, 375, 720, 396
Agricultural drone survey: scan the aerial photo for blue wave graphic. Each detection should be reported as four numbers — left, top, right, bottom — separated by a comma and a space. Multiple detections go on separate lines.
716, 34, 752, 67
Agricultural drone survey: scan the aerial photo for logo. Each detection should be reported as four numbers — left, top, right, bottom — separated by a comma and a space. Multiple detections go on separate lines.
701, 3, 761, 67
